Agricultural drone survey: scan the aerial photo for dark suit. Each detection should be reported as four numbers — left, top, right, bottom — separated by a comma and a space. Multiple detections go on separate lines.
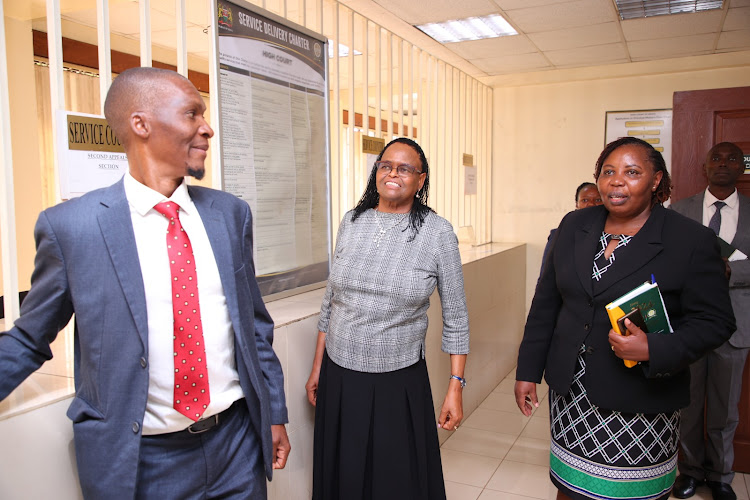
671, 191, 750, 483
0, 178, 287, 498
517, 204, 735, 414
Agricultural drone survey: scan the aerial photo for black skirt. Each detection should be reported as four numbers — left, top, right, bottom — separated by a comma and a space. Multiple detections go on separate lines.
312, 351, 446, 500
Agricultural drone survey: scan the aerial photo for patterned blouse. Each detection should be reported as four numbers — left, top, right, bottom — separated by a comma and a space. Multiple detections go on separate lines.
318, 209, 470, 373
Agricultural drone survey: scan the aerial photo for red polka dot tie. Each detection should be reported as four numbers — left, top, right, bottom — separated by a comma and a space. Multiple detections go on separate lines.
154, 201, 210, 421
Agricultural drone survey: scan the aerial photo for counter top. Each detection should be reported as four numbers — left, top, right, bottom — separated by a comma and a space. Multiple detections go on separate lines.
0, 242, 524, 420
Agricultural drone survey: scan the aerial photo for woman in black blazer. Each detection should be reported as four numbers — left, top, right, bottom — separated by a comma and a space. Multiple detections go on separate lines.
515, 137, 735, 500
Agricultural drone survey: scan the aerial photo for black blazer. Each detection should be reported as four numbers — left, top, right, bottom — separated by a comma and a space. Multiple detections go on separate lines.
517, 204, 735, 414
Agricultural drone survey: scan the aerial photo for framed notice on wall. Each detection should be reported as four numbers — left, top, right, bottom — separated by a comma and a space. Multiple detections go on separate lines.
213, 0, 330, 298
605, 109, 673, 173
56, 111, 129, 199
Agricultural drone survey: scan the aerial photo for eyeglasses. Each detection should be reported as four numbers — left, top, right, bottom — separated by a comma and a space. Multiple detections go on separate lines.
374, 161, 422, 177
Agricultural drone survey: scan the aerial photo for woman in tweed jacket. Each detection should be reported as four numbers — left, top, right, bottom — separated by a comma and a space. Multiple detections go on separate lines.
305, 137, 470, 500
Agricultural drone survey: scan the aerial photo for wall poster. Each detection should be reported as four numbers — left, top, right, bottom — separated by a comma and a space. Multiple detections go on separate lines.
604, 109, 673, 173
214, 0, 330, 298
56, 111, 128, 199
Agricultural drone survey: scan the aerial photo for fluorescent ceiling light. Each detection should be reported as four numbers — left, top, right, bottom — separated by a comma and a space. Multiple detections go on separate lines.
615, 0, 724, 20
415, 14, 517, 44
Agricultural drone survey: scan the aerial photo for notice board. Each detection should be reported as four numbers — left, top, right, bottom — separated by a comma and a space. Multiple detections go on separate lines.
214, 0, 330, 298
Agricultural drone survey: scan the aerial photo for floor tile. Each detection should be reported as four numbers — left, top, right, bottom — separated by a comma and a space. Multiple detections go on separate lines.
493, 378, 516, 395
733, 474, 749, 500
480, 392, 523, 414
445, 480, 483, 500
485, 460, 555, 499
441, 427, 517, 459
440, 448, 502, 488
531, 395, 549, 417
504, 436, 550, 466
479, 490, 550, 500
520, 416, 550, 440
463, 408, 530, 436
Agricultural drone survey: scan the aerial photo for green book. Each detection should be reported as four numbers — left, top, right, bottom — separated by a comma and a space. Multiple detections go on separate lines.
606, 281, 673, 368
606, 281, 673, 336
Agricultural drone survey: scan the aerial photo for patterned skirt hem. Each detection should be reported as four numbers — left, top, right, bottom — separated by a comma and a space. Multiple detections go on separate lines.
550, 442, 676, 500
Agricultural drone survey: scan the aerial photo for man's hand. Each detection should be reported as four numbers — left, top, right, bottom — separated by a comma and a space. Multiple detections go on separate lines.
271, 424, 291, 469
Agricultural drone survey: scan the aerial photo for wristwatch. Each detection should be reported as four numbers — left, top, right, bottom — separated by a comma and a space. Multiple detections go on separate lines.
450, 374, 467, 388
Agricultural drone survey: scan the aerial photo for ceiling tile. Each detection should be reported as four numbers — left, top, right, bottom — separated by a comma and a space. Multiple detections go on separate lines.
372, 0, 499, 25
527, 22, 620, 51
621, 10, 723, 41
493, 0, 572, 9
470, 52, 551, 73
724, 6, 750, 31
545, 42, 627, 67
444, 35, 537, 59
717, 29, 750, 50
628, 33, 716, 60
504, 0, 616, 33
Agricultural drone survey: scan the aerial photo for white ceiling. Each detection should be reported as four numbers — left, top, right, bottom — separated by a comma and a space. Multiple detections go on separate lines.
363, 0, 750, 76
7, 0, 750, 82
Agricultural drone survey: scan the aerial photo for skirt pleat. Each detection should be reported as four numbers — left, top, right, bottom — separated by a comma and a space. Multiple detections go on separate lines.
313, 351, 446, 500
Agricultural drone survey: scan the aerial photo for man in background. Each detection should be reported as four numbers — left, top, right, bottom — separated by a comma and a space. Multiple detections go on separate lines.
0, 67, 290, 499
671, 141, 749, 500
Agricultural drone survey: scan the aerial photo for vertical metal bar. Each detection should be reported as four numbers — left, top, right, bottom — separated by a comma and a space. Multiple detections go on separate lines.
46, 0, 64, 205
97, 0, 112, 113
396, 37, 402, 137
362, 19, 369, 140
331, 3, 341, 228
0, 0, 19, 322
484, 87, 493, 243
176, 0, 187, 76
140, 0, 152, 67
208, 0, 223, 189
347, 9, 355, 209
407, 43, 413, 138
318, 0, 323, 34
375, 26, 381, 137
386, 32, 392, 138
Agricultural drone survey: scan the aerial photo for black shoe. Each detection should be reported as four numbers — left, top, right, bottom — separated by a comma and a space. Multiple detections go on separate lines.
706, 481, 737, 500
673, 475, 702, 499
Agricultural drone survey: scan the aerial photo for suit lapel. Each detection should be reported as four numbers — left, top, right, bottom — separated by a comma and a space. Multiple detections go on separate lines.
189, 189, 244, 340
574, 209, 606, 297
731, 194, 750, 252
684, 193, 704, 222
592, 204, 666, 297
97, 179, 149, 349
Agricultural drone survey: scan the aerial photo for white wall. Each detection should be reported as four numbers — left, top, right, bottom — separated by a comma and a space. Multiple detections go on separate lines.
491, 52, 750, 311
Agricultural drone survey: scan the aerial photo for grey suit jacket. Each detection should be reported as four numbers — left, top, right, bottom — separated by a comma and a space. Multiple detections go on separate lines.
0, 178, 288, 499
671, 191, 750, 347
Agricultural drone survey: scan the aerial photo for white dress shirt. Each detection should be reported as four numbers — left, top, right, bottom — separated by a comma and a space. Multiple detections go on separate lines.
703, 188, 739, 244
124, 173, 243, 434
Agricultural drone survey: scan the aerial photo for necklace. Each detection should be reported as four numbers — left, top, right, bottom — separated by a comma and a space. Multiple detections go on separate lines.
373, 209, 408, 247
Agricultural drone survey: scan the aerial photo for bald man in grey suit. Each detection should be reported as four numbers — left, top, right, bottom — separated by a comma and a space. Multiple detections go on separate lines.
671, 142, 750, 500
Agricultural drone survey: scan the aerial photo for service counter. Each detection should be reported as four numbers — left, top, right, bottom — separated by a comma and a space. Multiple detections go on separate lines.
0, 242, 526, 499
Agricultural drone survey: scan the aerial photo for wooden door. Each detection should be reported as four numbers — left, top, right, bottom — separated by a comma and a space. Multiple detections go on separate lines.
672, 86, 750, 472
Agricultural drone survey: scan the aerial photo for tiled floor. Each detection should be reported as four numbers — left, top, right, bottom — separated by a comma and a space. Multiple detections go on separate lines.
440, 370, 750, 500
